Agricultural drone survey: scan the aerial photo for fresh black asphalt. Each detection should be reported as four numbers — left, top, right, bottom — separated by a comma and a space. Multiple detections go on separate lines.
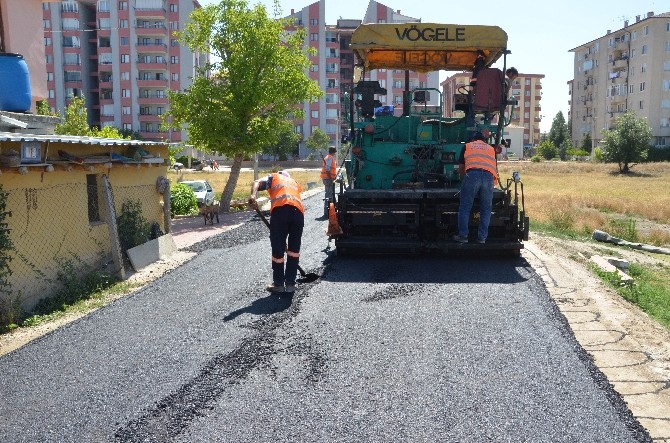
0, 195, 651, 442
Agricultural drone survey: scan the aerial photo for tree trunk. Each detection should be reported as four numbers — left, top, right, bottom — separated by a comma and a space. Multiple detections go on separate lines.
219, 152, 244, 213
622, 163, 630, 174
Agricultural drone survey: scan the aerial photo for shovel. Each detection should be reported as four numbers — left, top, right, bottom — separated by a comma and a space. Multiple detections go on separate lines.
253, 206, 320, 284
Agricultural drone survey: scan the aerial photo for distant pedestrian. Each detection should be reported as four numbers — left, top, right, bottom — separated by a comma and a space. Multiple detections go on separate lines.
213, 160, 219, 170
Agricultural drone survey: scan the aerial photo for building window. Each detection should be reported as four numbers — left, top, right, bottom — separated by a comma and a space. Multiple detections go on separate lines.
119, 1, 127, 10
311, 110, 319, 118
121, 54, 130, 63
121, 71, 130, 81
86, 175, 101, 223
123, 123, 132, 131
642, 45, 648, 55
664, 80, 670, 91
639, 100, 644, 109
120, 19, 128, 28
48, 90, 55, 98
47, 72, 54, 82
310, 18, 318, 25
170, 3, 177, 12
171, 39, 178, 47
121, 106, 130, 115
122, 89, 130, 97
310, 33, 318, 41
310, 64, 318, 72
639, 82, 645, 92
641, 63, 647, 73
171, 73, 179, 81
662, 99, 670, 108
45, 54, 53, 64
171, 56, 179, 64
44, 37, 52, 46
661, 118, 670, 128
170, 21, 179, 30
43, 19, 50, 29
643, 25, 649, 36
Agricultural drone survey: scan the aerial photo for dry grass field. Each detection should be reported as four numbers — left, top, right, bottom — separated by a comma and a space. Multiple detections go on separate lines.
170, 161, 670, 246
498, 161, 670, 246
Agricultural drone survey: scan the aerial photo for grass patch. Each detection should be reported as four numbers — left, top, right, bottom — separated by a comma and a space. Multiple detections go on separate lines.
590, 262, 670, 329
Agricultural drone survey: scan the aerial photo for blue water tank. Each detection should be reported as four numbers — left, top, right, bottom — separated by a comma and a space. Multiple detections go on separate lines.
0, 53, 32, 113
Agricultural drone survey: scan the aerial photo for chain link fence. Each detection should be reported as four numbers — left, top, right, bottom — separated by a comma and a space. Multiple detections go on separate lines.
0, 179, 168, 311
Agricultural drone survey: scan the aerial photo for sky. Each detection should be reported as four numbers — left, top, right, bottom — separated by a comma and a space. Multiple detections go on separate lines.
198, 0, 666, 132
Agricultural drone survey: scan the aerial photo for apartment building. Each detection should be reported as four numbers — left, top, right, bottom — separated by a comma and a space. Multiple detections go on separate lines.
287, 0, 439, 157
42, 0, 206, 142
441, 71, 545, 148
570, 11, 670, 150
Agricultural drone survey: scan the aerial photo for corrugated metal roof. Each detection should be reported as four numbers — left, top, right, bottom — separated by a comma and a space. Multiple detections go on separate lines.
0, 131, 169, 146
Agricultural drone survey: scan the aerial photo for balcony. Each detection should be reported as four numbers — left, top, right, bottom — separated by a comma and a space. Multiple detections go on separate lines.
138, 113, 163, 122
138, 95, 168, 105
135, 43, 168, 53
136, 60, 167, 71
137, 78, 168, 87
134, 23, 167, 36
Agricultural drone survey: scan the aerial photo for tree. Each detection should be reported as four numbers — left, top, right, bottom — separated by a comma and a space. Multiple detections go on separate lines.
305, 128, 331, 157
581, 133, 592, 154
601, 111, 652, 173
536, 140, 557, 160
264, 120, 299, 160
55, 96, 89, 136
54, 96, 129, 140
548, 111, 568, 159
165, 0, 323, 212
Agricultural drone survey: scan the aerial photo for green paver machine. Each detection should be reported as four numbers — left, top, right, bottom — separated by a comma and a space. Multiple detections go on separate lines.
332, 23, 528, 255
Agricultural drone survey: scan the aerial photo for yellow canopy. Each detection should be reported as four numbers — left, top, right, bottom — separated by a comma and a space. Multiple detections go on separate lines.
350, 23, 508, 73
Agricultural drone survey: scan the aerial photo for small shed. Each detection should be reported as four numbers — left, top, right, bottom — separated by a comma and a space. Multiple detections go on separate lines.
0, 131, 170, 310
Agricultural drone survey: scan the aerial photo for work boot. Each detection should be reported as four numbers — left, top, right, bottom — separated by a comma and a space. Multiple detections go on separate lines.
284, 284, 296, 293
265, 282, 284, 293
452, 235, 468, 244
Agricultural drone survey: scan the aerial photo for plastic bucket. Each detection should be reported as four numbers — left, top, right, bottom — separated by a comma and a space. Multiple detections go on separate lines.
0, 53, 32, 112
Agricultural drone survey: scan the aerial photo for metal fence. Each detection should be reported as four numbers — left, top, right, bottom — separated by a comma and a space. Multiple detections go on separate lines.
0, 179, 167, 309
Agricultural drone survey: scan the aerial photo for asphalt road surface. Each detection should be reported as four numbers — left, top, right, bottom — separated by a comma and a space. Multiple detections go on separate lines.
0, 195, 651, 442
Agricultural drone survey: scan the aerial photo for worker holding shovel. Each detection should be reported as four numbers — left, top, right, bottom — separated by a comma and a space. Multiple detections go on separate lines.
249, 171, 305, 294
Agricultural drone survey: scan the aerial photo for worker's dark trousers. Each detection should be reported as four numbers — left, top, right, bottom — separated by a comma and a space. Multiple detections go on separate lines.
269, 205, 304, 285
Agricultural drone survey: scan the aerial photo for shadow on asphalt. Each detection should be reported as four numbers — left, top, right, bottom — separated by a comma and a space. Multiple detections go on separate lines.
222, 293, 294, 322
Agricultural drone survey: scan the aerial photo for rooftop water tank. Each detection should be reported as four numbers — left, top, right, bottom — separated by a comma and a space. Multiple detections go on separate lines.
0, 53, 32, 113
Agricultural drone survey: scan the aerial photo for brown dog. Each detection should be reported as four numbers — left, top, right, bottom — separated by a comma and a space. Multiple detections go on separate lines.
199, 201, 220, 225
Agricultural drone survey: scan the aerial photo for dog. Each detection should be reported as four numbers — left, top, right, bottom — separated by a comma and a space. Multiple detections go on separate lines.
199, 201, 220, 225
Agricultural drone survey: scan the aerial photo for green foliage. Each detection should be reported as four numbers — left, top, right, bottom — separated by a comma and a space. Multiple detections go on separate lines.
116, 200, 151, 253
593, 147, 603, 162
536, 140, 557, 160
119, 128, 143, 140
55, 96, 89, 136
88, 126, 131, 139
305, 128, 331, 153
581, 132, 593, 153
0, 184, 13, 296
264, 120, 300, 160
36, 100, 57, 116
165, 0, 323, 211
591, 263, 670, 329
530, 154, 543, 162
170, 183, 198, 217
0, 294, 24, 332
548, 111, 568, 154
648, 146, 670, 162
607, 218, 638, 243
601, 111, 652, 173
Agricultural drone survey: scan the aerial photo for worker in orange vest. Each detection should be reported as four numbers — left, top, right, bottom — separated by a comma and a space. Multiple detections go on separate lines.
453, 129, 501, 244
321, 146, 337, 216
249, 170, 304, 294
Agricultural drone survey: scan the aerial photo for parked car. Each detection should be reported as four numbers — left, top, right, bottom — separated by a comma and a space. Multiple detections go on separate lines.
181, 180, 215, 206
172, 162, 184, 170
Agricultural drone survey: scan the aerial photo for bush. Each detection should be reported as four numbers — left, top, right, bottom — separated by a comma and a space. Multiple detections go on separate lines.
530, 155, 543, 162
647, 147, 670, 162
116, 200, 150, 253
170, 183, 198, 217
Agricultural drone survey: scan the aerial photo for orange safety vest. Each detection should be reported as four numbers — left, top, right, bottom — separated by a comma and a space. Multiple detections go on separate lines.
464, 140, 497, 178
268, 173, 304, 214
320, 154, 336, 179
